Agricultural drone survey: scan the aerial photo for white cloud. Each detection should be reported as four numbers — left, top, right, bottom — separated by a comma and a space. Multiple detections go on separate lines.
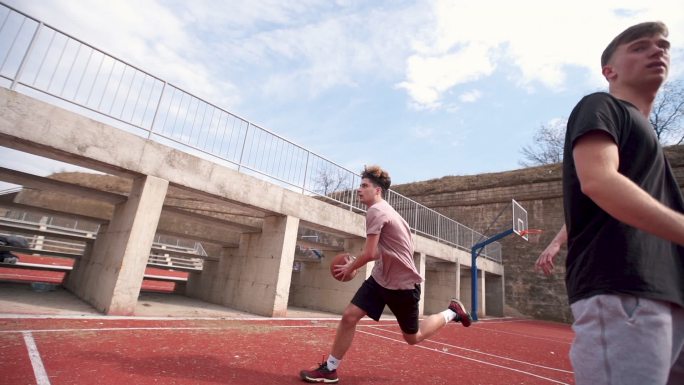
214, 3, 427, 101
397, 43, 495, 109
459, 89, 482, 103
398, 0, 684, 108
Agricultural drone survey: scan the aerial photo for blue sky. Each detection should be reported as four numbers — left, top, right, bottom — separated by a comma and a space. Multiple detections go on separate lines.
2, 0, 684, 185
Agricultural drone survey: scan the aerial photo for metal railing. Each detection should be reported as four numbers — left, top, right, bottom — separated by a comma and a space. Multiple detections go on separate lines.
0, 3, 501, 261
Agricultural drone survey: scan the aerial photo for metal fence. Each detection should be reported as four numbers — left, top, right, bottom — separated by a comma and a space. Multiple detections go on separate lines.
0, 3, 501, 261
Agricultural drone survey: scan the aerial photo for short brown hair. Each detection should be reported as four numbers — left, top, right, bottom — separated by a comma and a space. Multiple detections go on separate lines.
601, 21, 668, 67
361, 165, 391, 193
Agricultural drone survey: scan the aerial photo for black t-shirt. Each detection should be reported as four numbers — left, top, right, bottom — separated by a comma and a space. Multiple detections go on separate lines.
563, 92, 684, 307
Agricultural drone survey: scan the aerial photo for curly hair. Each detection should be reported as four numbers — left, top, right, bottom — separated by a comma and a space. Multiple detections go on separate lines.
361, 165, 391, 193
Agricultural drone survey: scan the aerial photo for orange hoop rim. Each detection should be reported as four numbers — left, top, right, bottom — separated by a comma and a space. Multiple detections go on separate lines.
519, 229, 543, 236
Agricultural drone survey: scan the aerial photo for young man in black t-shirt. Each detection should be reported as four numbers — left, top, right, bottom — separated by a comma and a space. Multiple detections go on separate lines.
535, 22, 684, 385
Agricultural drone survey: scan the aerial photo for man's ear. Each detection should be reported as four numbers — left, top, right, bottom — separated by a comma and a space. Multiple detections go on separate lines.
602, 65, 616, 81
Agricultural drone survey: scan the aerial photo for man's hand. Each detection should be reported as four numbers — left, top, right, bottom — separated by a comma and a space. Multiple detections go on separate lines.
535, 242, 560, 276
535, 224, 567, 276
333, 254, 356, 281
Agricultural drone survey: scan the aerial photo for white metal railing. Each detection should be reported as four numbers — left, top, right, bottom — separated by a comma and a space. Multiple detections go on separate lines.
0, 3, 501, 262
0, 231, 84, 254
0, 216, 97, 239
148, 254, 203, 270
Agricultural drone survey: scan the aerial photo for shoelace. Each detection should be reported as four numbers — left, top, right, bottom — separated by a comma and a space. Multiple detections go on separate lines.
318, 356, 329, 372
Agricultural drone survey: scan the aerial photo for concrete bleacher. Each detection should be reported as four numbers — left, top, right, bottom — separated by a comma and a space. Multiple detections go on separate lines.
0, 214, 205, 271
0, 260, 73, 272
0, 260, 188, 281
0, 259, 188, 295
0, 218, 202, 299
0, 245, 83, 260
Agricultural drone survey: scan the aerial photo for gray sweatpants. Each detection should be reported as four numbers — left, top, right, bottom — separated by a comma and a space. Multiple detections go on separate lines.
570, 294, 684, 385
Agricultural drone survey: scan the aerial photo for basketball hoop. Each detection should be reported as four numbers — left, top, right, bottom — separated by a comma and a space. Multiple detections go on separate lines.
519, 229, 543, 244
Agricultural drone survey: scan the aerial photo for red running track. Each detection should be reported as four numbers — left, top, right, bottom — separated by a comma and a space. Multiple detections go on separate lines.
0, 317, 574, 385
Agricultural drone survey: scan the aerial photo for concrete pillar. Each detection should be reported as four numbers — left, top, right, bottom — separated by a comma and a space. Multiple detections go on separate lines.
286, 237, 367, 314
190, 215, 299, 317
186, 254, 226, 305
65, 175, 168, 315
424, 260, 458, 315
455, 261, 461, 301
480, 270, 486, 318
66, 223, 108, 297
485, 273, 504, 317
460, 267, 472, 311
269, 216, 299, 316
414, 252, 426, 316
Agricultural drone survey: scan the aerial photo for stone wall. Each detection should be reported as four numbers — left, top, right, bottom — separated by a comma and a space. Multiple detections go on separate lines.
393, 145, 684, 323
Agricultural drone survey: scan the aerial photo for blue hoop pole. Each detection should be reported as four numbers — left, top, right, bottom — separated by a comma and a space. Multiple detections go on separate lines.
470, 228, 514, 321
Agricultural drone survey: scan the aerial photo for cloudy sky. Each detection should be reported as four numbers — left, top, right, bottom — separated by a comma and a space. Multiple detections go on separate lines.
2, 0, 684, 185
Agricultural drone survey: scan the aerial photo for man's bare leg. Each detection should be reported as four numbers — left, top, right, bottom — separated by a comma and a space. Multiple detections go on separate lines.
331, 303, 366, 359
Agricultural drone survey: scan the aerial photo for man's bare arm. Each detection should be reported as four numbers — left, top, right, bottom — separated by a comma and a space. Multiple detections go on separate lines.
535, 224, 567, 276
574, 131, 684, 245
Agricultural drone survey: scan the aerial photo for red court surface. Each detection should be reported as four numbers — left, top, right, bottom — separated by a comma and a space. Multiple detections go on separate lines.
0, 317, 574, 385
0, 253, 574, 384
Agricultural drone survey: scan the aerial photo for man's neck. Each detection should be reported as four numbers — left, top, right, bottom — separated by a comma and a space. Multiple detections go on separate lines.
609, 84, 659, 118
367, 197, 384, 207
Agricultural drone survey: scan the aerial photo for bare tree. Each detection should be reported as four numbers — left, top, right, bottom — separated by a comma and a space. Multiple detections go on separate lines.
650, 80, 684, 144
312, 167, 349, 196
519, 119, 566, 167
520, 80, 684, 166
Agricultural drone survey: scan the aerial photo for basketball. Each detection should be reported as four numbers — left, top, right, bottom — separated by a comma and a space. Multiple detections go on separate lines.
330, 253, 357, 282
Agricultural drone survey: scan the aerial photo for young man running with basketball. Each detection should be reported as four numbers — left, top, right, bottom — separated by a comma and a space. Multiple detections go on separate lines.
299, 165, 471, 383
535, 22, 684, 384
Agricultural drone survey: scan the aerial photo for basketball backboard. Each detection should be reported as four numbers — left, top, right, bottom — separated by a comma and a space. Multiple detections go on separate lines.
512, 199, 529, 241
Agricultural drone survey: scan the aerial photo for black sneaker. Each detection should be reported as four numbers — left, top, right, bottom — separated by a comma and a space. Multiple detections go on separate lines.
448, 298, 472, 327
299, 360, 339, 383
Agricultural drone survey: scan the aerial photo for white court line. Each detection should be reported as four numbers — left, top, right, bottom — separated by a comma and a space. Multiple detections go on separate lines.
22, 331, 51, 385
0, 313, 348, 321
357, 329, 570, 385
0, 313, 519, 322
0, 323, 388, 334
472, 318, 531, 324
367, 325, 572, 374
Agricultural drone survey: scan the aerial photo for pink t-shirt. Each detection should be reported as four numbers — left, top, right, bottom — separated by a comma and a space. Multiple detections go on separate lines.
366, 200, 422, 290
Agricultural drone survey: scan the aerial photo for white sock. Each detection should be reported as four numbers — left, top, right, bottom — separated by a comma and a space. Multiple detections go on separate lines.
441, 309, 457, 323
326, 355, 341, 370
